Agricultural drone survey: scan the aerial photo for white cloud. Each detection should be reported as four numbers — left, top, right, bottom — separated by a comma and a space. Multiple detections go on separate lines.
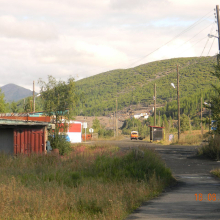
0, 0, 218, 92
0, 15, 57, 41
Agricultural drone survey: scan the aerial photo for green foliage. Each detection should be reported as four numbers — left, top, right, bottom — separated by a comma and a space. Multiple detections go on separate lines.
122, 118, 150, 138
211, 169, 220, 178
92, 117, 100, 132
180, 114, 190, 132
0, 146, 174, 219
198, 135, 220, 160
93, 149, 172, 182
74, 56, 216, 116
38, 75, 77, 121
0, 89, 7, 113
208, 57, 220, 134
10, 101, 18, 113
48, 134, 72, 156
38, 76, 77, 155
92, 118, 114, 138
14, 96, 44, 113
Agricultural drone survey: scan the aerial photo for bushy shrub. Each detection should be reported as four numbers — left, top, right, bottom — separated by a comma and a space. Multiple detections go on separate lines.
198, 135, 220, 160
48, 134, 72, 156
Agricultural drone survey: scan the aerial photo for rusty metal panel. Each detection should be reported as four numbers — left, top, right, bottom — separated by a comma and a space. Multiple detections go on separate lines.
14, 127, 45, 155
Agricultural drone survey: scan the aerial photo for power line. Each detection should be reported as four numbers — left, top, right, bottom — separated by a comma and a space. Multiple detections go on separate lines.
207, 31, 218, 56
177, 36, 208, 56
129, 10, 213, 67
174, 22, 214, 57
200, 22, 216, 56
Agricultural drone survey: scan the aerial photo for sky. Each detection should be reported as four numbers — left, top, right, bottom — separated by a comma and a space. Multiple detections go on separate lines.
0, 0, 219, 92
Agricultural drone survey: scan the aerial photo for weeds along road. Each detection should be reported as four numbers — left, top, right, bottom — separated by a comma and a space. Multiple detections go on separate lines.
92, 138, 220, 220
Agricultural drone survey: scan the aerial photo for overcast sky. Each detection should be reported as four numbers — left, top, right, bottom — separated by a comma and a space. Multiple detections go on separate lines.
0, 0, 219, 91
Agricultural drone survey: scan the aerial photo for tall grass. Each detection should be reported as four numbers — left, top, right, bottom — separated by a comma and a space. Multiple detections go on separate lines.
211, 168, 220, 178
161, 130, 203, 145
0, 145, 174, 219
198, 135, 220, 160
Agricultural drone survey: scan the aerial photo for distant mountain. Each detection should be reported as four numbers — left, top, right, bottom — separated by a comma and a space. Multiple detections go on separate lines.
0, 83, 34, 103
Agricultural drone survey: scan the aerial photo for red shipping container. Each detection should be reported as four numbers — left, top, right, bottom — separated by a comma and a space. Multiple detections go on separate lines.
14, 127, 45, 155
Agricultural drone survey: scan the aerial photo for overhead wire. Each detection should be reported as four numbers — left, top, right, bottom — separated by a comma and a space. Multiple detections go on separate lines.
129, 9, 213, 67
174, 21, 214, 57
177, 35, 208, 56
200, 22, 216, 56
207, 30, 218, 56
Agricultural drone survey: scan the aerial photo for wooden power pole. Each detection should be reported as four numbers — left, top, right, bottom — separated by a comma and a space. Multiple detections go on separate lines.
33, 81, 35, 113
201, 96, 203, 137
216, 5, 220, 55
216, 5, 220, 64
116, 98, 118, 137
177, 65, 180, 141
154, 83, 156, 126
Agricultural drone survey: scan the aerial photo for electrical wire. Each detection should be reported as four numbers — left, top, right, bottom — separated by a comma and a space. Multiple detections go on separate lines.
177, 35, 208, 56
129, 10, 214, 67
207, 30, 218, 56
200, 22, 215, 56
174, 22, 214, 57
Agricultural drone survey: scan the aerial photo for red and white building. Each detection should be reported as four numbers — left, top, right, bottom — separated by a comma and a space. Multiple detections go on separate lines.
67, 121, 82, 143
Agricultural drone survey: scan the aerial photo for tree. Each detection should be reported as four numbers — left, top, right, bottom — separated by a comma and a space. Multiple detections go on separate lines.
0, 89, 7, 113
207, 57, 220, 134
11, 101, 18, 113
92, 117, 100, 132
39, 75, 77, 153
38, 75, 77, 123
180, 113, 190, 133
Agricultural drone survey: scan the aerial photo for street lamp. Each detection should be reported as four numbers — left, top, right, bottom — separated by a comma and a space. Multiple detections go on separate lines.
208, 34, 218, 39
171, 65, 180, 141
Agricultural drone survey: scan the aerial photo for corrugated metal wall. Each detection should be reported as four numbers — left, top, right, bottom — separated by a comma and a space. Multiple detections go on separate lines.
14, 128, 45, 154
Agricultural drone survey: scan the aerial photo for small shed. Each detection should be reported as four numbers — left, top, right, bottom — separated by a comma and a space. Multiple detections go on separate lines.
149, 126, 164, 142
58, 121, 82, 143
0, 119, 49, 155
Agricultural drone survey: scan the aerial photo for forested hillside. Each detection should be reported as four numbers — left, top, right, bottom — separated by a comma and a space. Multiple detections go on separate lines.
75, 56, 218, 116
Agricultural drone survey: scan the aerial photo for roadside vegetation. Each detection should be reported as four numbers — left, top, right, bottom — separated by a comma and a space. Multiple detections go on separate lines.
198, 135, 220, 160
197, 56, 220, 159
211, 168, 220, 178
0, 144, 174, 219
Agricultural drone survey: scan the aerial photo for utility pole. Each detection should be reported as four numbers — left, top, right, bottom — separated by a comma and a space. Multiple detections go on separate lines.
216, 5, 220, 53
33, 81, 35, 113
177, 65, 180, 141
154, 83, 156, 126
201, 96, 203, 138
23, 98, 25, 112
116, 98, 118, 137
113, 112, 115, 138
217, 5, 220, 63
159, 110, 160, 127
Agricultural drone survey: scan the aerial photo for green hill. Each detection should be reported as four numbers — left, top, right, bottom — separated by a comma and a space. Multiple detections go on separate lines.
75, 56, 218, 116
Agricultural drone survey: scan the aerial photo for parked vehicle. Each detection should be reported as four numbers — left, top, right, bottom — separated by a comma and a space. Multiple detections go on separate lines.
130, 131, 138, 140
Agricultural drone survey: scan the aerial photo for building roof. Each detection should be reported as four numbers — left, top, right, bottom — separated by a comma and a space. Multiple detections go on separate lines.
0, 119, 49, 127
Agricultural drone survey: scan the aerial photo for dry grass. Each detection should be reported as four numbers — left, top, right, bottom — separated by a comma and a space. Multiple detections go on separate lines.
198, 135, 220, 160
160, 130, 206, 145
0, 145, 174, 220
211, 168, 220, 178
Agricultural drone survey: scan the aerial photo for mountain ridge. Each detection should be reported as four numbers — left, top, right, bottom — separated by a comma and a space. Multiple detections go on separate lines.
1, 83, 34, 103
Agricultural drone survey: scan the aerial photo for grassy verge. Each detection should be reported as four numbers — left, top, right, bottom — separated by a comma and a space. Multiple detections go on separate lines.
197, 135, 220, 160
211, 169, 220, 178
160, 130, 205, 145
0, 144, 174, 219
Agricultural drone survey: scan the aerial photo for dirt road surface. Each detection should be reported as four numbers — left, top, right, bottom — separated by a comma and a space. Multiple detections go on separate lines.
92, 138, 220, 220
